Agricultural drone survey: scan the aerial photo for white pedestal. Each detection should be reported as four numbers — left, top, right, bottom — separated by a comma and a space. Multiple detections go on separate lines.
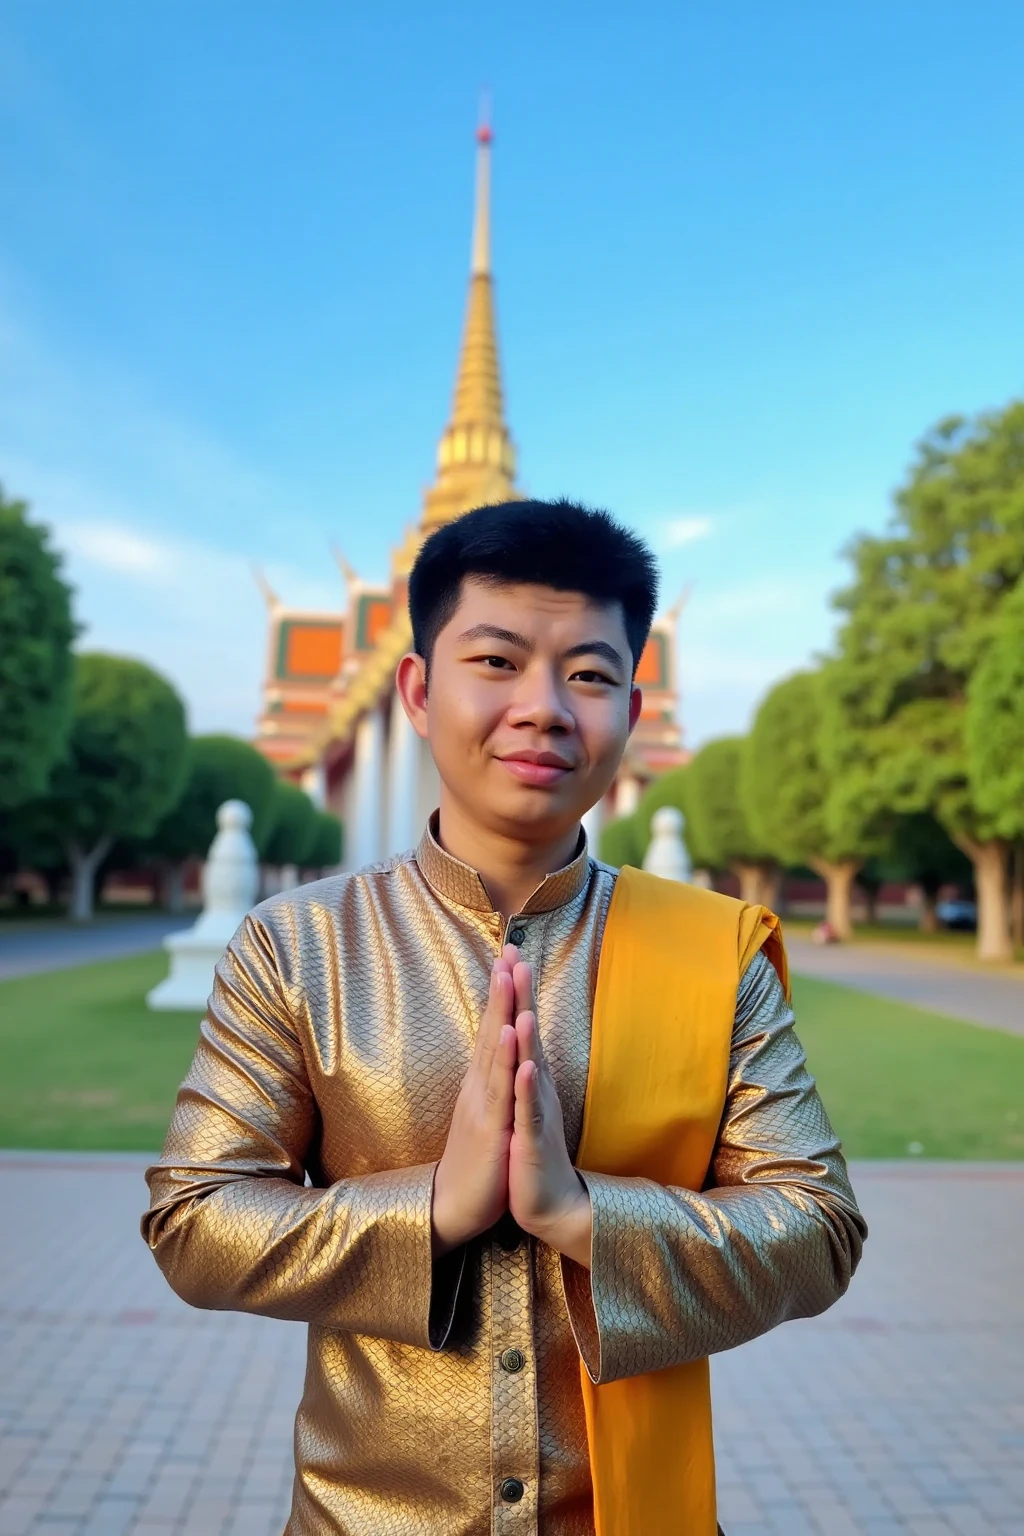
147, 800, 259, 1012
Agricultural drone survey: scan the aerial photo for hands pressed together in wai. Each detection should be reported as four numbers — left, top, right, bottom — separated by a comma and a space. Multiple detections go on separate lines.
431, 945, 593, 1268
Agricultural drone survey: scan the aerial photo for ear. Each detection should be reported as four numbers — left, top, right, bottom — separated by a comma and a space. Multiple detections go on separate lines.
627, 684, 643, 736
395, 653, 430, 740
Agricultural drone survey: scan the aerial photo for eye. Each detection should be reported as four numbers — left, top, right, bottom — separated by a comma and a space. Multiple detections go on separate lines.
570, 668, 615, 686
478, 654, 516, 671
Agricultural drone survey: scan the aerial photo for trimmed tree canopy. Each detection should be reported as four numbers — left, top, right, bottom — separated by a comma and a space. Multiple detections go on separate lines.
263, 779, 318, 867
0, 488, 77, 809
826, 404, 1024, 846
825, 401, 1024, 957
597, 812, 646, 870
742, 672, 858, 867
45, 652, 190, 849
28, 652, 189, 920
965, 574, 1024, 842
685, 737, 772, 873
149, 734, 279, 863
306, 809, 343, 869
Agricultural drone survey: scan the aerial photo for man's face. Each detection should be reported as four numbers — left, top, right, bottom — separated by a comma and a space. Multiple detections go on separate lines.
401, 578, 642, 844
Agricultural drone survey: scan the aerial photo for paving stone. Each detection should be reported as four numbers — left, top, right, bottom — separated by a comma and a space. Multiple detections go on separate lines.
2, 1152, 1022, 1535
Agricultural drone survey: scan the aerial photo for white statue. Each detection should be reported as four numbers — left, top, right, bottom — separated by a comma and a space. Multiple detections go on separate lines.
642, 805, 692, 883
147, 800, 259, 1012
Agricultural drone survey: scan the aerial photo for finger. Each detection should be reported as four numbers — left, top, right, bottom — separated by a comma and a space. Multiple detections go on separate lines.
485, 1023, 517, 1122
512, 960, 534, 1019
502, 943, 520, 968
514, 1010, 543, 1071
513, 1060, 543, 1139
476, 964, 513, 1074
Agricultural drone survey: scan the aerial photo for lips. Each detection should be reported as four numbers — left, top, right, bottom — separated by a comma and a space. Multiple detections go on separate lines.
498, 750, 575, 787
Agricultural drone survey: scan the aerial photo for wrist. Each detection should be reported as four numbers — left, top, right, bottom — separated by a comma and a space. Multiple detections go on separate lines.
430, 1163, 466, 1258
523, 1178, 593, 1266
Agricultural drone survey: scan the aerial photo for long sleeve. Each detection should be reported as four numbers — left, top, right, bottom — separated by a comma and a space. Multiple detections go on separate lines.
141, 912, 460, 1348
563, 950, 867, 1383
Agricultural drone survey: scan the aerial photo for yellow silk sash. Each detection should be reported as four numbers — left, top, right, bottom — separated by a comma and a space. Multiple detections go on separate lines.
577, 867, 788, 1536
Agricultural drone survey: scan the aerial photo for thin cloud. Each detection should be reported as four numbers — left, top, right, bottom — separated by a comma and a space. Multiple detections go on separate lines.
661, 514, 714, 548
59, 521, 171, 579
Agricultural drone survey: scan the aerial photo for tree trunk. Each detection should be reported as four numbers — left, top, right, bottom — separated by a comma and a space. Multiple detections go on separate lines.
1011, 843, 1024, 954
919, 886, 939, 934
808, 858, 861, 941
955, 837, 1012, 962
757, 864, 783, 912
66, 839, 112, 923
733, 863, 763, 906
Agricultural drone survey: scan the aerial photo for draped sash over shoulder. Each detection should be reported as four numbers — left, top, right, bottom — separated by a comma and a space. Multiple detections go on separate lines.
578, 867, 788, 1535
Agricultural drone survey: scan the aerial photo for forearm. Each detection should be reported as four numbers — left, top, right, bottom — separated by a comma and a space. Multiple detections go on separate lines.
562, 1167, 860, 1380
144, 1157, 444, 1343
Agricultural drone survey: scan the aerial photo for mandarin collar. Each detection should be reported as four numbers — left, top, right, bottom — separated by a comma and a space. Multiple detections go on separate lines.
415, 811, 591, 916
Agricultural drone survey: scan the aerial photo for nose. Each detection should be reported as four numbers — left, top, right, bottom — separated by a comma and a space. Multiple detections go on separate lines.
505, 664, 575, 734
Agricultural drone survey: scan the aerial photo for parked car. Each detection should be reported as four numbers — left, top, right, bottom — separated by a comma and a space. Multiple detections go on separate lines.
935, 898, 978, 931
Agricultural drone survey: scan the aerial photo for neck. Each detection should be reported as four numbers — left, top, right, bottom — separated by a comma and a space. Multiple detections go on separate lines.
436, 793, 582, 918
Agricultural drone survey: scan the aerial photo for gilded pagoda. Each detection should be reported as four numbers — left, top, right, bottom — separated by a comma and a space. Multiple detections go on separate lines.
254, 122, 687, 866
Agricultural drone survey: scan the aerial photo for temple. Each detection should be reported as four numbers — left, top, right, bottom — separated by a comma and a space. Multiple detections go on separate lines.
254, 119, 688, 867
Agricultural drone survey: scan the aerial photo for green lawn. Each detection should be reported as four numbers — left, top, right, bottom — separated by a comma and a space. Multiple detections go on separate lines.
791, 974, 1024, 1159
0, 952, 201, 1151
0, 952, 1021, 1159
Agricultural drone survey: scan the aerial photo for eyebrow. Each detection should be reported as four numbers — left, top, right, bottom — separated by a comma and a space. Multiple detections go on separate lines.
454, 623, 627, 675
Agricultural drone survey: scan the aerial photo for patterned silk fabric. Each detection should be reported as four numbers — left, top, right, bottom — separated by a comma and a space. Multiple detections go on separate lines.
142, 820, 866, 1536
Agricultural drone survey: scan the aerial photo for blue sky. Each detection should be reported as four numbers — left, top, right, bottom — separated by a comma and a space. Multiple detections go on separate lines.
2, 1, 1022, 745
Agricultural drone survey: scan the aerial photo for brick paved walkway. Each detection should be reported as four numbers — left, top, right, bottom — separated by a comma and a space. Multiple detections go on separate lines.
0, 1153, 1021, 1535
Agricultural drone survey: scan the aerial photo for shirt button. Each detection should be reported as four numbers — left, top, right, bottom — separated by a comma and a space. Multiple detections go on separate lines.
499, 1478, 525, 1503
508, 924, 526, 945
500, 1347, 526, 1373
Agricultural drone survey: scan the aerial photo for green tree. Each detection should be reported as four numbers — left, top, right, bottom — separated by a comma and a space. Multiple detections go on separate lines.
826, 404, 1024, 960
685, 737, 777, 904
263, 779, 318, 870
742, 671, 875, 939
0, 488, 77, 809
306, 809, 344, 871
597, 812, 646, 869
145, 734, 278, 908
0, 798, 68, 906
33, 653, 189, 920
966, 574, 1024, 946
880, 813, 973, 933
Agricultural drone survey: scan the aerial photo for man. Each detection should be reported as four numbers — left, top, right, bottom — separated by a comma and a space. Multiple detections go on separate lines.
142, 499, 865, 1535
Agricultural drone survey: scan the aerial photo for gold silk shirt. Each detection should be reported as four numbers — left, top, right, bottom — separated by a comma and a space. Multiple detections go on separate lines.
142, 821, 866, 1535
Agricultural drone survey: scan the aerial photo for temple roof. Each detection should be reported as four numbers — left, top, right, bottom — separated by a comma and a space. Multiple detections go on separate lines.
421, 108, 518, 531
254, 115, 686, 775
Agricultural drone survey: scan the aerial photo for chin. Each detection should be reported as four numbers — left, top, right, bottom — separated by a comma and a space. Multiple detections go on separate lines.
491, 786, 588, 838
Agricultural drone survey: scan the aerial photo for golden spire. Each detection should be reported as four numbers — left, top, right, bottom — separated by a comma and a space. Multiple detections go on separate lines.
421, 105, 519, 530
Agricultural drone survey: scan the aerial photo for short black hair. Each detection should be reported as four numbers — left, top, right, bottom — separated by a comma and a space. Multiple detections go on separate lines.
408, 499, 659, 675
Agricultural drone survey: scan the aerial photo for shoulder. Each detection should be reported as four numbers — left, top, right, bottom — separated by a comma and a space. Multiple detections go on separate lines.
246, 851, 421, 956
607, 865, 747, 923
735, 949, 792, 1040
